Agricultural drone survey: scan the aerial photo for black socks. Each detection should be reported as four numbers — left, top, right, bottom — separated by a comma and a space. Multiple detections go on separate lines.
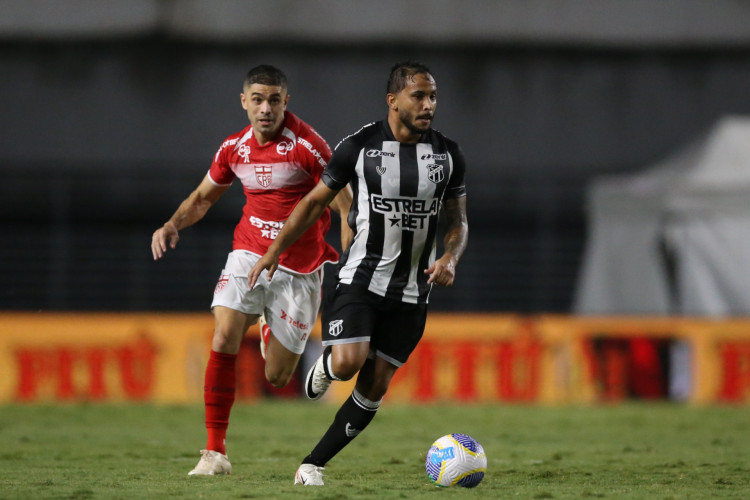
302, 389, 382, 467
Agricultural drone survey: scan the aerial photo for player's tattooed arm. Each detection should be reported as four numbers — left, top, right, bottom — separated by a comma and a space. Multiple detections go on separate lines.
425, 196, 468, 286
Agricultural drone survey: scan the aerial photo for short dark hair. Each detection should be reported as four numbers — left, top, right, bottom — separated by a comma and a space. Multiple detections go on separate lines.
387, 61, 432, 94
243, 65, 288, 90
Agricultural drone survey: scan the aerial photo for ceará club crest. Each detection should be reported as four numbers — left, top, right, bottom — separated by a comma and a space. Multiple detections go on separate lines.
427, 164, 444, 183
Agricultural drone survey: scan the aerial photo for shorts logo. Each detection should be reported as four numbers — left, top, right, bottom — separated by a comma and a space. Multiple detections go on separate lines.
238, 143, 251, 163
280, 309, 310, 331
276, 140, 294, 155
328, 319, 344, 337
214, 274, 230, 294
427, 164, 444, 184
255, 165, 273, 187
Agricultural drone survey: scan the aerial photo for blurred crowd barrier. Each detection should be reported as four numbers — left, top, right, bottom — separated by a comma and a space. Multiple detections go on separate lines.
1, 313, 749, 405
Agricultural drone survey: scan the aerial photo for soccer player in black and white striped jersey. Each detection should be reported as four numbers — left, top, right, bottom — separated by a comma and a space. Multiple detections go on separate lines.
248, 61, 469, 485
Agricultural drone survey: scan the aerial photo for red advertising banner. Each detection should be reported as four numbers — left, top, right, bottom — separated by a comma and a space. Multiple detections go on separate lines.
1, 313, 749, 404
0, 313, 214, 403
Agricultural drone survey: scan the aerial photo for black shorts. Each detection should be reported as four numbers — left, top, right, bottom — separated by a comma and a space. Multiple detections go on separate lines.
321, 284, 427, 367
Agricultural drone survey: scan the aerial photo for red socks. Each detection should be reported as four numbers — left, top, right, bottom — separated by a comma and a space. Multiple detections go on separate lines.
203, 350, 237, 455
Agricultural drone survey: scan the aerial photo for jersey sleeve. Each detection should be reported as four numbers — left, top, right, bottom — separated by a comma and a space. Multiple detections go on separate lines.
207, 139, 237, 186
445, 140, 467, 199
321, 139, 360, 190
297, 125, 332, 182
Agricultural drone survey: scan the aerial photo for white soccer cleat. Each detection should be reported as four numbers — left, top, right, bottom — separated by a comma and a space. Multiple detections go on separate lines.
304, 354, 332, 400
188, 449, 232, 476
259, 315, 271, 360
294, 463, 325, 485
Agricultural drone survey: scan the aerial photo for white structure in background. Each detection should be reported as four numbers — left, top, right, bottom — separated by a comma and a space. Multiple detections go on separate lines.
576, 115, 750, 317
575, 116, 750, 399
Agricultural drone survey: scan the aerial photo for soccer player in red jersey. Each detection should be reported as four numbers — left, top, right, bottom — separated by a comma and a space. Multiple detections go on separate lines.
151, 65, 352, 476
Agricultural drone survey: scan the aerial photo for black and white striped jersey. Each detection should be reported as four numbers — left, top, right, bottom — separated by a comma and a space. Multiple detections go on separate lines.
321, 120, 467, 304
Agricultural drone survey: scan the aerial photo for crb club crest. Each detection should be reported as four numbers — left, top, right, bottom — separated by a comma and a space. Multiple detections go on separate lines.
376, 165, 387, 176
427, 164, 444, 183
255, 165, 273, 187
328, 319, 344, 337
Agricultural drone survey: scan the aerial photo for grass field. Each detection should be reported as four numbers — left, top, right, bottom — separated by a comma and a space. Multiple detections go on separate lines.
1, 401, 748, 499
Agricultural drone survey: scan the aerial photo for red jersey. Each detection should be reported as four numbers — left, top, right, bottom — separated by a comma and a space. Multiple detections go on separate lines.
208, 112, 338, 274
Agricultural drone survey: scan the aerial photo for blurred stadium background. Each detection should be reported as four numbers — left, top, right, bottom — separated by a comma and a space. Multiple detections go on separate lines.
2, 0, 750, 405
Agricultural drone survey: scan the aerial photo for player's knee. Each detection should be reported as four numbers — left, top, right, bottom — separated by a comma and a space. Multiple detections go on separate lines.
266, 374, 290, 389
211, 329, 239, 354
330, 356, 363, 381
367, 379, 391, 400
265, 365, 293, 388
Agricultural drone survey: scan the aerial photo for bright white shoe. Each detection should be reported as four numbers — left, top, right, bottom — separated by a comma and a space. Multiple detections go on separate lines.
259, 315, 271, 360
188, 449, 232, 476
304, 354, 332, 400
294, 463, 325, 485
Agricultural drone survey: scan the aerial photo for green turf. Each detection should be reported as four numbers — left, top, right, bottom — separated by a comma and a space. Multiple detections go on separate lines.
0, 401, 747, 499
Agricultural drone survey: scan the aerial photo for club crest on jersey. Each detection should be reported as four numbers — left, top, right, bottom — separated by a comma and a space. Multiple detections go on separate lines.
328, 319, 344, 337
255, 165, 273, 187
238, 143, 252, 163
276, 140, 294, 155
376, 165, 387, 176
427, 164, 444, 184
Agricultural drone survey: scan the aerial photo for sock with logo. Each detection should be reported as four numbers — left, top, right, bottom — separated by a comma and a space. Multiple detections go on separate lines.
301, 388, 381, 467
203, 350, 237, 455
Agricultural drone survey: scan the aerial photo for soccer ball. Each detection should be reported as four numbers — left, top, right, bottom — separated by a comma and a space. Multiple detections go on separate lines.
425, 433, 487, 488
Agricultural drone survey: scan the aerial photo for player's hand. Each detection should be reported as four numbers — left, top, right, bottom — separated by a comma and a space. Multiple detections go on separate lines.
151, 221, 179, 260
424, 255, 456, 286
248, 252, 280, 289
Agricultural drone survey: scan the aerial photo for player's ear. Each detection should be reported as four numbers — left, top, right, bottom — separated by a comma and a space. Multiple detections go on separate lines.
240, 93, 248, 110
386, 93, 397, 110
